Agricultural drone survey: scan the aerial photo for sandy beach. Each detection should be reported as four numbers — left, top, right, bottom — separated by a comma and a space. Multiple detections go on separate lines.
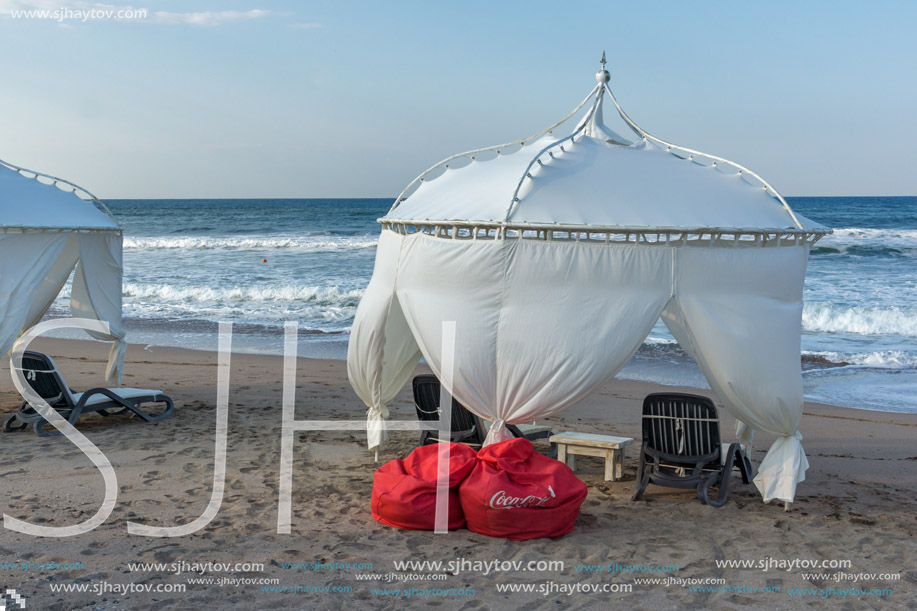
0, 337, 914, 610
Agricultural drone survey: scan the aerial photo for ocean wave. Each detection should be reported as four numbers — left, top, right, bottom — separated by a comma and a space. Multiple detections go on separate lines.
123, 235, 378, 251
802, 350, 917, 368
802, 303, 917, 336
813, 227, 917, 256
120, 303, 357, 328
123, 283, 364, 306
643, 336, 679, 346
636, 337, 916, 369
811, 244, 912, 257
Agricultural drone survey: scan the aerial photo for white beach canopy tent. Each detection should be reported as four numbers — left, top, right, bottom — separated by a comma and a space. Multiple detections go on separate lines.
348, 58, 830, 504
0, 158, 126, 384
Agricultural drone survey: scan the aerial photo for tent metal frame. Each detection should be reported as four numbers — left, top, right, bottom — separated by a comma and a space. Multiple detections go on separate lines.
380, 220, 826, 246
389, 84, 601, 211
386, 61, 828, 242
0, 226, 122, 234
0, 157, 121, 230
599, 81, 805, 230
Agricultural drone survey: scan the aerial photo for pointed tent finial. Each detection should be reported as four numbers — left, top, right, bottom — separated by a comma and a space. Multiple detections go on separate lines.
596, 51, 610, 83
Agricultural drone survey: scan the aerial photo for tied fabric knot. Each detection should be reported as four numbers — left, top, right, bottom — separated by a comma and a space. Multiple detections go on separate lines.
753, 429, 808, 504
483, 418, 511, 446
366, 404, 390, 455
367, 405, 390, 420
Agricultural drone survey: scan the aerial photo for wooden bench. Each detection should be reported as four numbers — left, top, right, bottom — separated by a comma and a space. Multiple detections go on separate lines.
549, 432, 634, 482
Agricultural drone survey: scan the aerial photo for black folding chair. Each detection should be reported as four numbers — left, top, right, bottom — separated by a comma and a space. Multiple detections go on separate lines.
412, 375, 552, 447
632, 393, 753, 507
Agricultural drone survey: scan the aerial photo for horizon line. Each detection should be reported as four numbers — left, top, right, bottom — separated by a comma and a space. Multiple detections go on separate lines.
100, 194, 917, 202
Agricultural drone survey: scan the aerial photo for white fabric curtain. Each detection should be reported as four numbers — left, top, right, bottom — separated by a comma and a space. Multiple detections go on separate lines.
1, 231, 125, 384
349, 231, 811, 502
347, 230, 421, 451
70, 232, 127, 385
22, 235, 81, 332
394, 235, 674, 444
661, 244, 810, 503
0, 232, 73, 356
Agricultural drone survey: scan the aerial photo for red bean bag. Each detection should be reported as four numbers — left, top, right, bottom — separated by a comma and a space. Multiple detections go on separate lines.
372, 442, 478, 531
459, 437, 587, 540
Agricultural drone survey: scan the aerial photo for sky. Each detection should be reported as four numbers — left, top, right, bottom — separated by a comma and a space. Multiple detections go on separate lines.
0, 0, 915, 199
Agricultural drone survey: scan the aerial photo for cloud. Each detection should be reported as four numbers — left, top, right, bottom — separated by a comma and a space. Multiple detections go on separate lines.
148, 9, 269, 26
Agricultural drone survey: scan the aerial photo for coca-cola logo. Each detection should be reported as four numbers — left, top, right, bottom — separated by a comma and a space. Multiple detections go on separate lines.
489, 485, 556, 509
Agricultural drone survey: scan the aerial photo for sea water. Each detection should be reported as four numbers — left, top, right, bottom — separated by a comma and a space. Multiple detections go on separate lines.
46, 197, 916, 414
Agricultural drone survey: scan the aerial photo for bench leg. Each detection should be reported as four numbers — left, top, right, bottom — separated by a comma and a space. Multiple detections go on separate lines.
604, 450, 615, 481
615, 448, 625, 480
557, 444, 567, 468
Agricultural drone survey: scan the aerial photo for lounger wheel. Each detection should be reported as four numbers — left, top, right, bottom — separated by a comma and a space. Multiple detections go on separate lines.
3, 414, 28, 432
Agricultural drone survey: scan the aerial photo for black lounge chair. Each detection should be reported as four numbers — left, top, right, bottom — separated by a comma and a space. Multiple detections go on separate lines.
632, 393, 753, 508
412, 375, 552, 448
4, 351, 174, 437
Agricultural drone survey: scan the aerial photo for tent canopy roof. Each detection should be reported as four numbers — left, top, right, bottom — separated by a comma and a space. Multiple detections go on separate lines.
0, 160, 119, 232
386, 65, 826, 236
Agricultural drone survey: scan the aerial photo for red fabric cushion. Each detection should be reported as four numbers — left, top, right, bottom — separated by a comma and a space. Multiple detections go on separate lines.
459, 438, 587, 540
372, 443, 478, 531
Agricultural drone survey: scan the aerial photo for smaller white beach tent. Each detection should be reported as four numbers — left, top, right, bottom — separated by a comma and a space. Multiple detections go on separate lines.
0, 158, 126, 384
348, 58, 830, 504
